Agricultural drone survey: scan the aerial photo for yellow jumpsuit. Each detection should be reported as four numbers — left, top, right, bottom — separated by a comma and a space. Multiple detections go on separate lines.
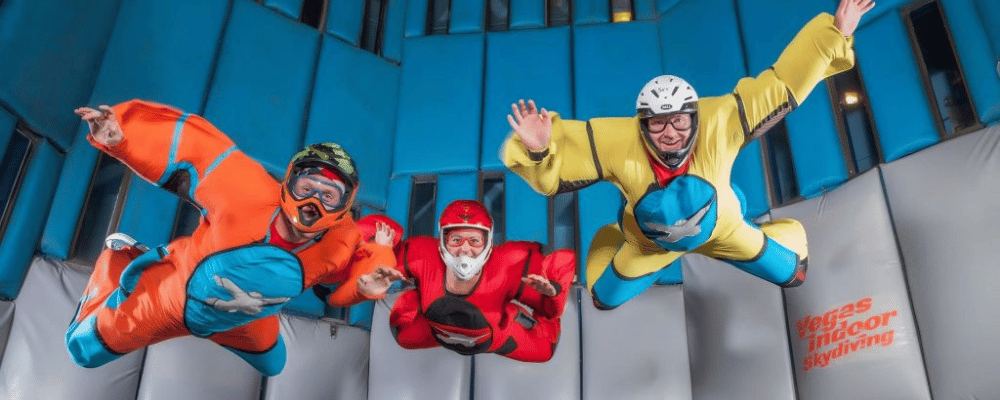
504, 13, 855, 308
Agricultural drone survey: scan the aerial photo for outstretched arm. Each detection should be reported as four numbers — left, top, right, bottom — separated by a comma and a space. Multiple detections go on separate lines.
75, 100, 265, 216
502, 100, 605, 195
728, 0, 873, 147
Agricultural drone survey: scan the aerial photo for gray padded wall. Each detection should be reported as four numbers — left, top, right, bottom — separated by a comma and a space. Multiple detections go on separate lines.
264, 314, 370, 400
581, 285, 692, 400
681, 253, 796, 400
0, 301, 12, 365
772, 169, 931, 399
881, 125, 1000, 400
0, 257, 144, 399
473, 287, 582, 400
368, 294, 472, 400
136, 336, 262, 400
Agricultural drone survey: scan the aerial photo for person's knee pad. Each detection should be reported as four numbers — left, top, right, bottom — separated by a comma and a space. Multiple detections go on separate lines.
722, 236, 805, 285
634, 176, 718, 252
221, 336, 287, 377
65, 316, 123, 368
590, 263, 660, 310
653, 259, 684, 285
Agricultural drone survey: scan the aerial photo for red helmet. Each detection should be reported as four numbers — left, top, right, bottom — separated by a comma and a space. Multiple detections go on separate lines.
438, 200, 493, 280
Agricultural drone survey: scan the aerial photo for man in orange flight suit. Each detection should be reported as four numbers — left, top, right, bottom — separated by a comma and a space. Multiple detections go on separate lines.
65, 100, 404, 376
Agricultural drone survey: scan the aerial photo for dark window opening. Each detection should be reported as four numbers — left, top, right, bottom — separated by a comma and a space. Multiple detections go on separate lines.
300, 0, 327, 29
171, 200, 202, 239
361, 0, 388, 54
548, 191, 578, 252
761, 120, 799, 207
905, 0, 980, 137
478, 172, 505, 244
547, 0, 571, 27
829, 64, 882, 176
610, 0, 633, 22
71, 153, 132, 264
487, 0, 510, 31
427, 0, 450, 35
351, 204, 363, 221
549, 191, 579, 281
408, 175, 438, 237
0, 126, 37, 237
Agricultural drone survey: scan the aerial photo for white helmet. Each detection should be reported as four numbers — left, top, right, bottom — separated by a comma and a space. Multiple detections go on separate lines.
635, 75, 699, 169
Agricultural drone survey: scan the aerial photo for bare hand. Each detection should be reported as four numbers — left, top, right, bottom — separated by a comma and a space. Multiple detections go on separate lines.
373, 221, 396, 247
357, 266, 406, 297
507, 99, 552, 152
834, 0, 875, 37
74, 105, 124, 146
522, 274, 557, 297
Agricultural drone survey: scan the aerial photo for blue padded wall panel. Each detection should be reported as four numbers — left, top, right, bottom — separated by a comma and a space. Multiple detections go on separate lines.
785, 80, 848, 198
0, 108, 15, 157
974, 0, 1000, 58
382, 0, 407, 62
577, 182, 622, 283
510, 0, 545, 29
941, 0, 1000, 124
736, 0, 829, 74
40, 138, 100, 259
386, 175, 411, 235
116, 179, 180, 248
658, 0, 746, 98
40, 0, 229, 260
394, 34, 484, 174
450, 0, 486, 33
855, 13, 939, 162
505, 171, 548, 245
574, 21, 662, 119
263, 0, 303, 20
656, 0, 683, 14
0, 141, 63, 298
732, 141, 770, 218
434, 173, 478, 220
634, 0, 657, 20
306, 37, 401, 208
326, 0, 365, 44
403, 0, 429, 37
483, 27, 572, 170
203, 0, 319, 173
573, 0, 610, 25
0, 0, 122, 148
84, 0, 229, 112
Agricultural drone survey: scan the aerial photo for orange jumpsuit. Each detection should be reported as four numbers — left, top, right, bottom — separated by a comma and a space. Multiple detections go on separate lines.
65, 100, 394, 376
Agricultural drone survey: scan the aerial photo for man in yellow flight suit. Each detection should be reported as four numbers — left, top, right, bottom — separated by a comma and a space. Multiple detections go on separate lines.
503, 0, 875, 309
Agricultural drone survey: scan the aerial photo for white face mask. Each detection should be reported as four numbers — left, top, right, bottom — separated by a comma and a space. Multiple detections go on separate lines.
440, 252, 488, 281
438, 226, 493, 281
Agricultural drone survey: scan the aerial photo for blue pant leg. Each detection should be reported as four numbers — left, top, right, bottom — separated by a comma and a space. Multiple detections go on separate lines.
218, 335, 288, 376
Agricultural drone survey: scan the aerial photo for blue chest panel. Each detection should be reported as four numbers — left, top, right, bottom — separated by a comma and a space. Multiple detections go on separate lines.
185, 244, 304, 337
634, 175, 719, 252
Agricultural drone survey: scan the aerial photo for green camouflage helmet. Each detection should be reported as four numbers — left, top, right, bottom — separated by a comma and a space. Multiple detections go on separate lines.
288, 142, 359, 188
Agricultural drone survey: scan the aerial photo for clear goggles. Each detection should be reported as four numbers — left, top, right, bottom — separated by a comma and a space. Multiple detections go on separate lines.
287, 169, 348, 212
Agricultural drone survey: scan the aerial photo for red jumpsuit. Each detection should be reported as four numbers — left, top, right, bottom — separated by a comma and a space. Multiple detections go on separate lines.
65, 100, 393, 376
389, 237, 576, 362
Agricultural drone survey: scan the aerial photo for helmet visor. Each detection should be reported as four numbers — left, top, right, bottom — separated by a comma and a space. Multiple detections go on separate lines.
288, 170, 348, 212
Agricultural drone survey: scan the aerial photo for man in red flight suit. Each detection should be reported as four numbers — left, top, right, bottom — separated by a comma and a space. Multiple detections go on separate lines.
65, 100, 400, 376
389, 200, 576, 362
